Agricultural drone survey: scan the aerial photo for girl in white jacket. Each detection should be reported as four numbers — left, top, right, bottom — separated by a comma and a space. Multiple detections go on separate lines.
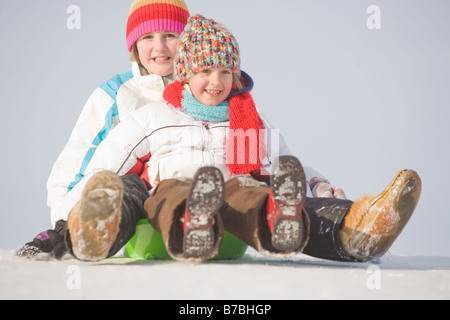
46, 0, 190, 226
15, 0, 191, 259
62, 14, 421, 263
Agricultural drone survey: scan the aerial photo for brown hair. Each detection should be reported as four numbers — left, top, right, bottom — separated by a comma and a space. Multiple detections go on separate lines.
130, 43, 145, 70
232, 72, 243, 91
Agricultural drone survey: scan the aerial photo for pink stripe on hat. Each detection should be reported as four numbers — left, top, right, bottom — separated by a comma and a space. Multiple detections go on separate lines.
127, 19, 187, 51
126, 0, 189, 52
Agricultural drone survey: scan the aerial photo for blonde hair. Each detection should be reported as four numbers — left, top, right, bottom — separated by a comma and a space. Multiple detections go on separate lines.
130, 43, 145, 70
232, 72, 243, 91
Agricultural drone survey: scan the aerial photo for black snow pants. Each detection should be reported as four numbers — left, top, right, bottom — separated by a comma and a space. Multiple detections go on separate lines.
65, 174, 149, 258
302, 197, 357, 262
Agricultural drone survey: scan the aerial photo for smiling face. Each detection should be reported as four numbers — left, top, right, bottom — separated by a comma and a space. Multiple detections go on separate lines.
188, 67, 234, 106
135, 31, 180, 76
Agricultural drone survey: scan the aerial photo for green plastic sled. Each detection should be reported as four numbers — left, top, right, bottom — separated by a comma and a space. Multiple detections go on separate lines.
124, 219, 248, 260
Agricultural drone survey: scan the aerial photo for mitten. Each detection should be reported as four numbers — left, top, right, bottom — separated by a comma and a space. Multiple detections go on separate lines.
310, 178, 347, 200
15, 220, 68, 260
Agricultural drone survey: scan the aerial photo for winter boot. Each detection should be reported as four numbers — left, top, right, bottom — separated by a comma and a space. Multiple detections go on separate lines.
340, 169, 422, 261
266, 156, 309, 252
183, 167, 225, 260
67, 170, 123, 261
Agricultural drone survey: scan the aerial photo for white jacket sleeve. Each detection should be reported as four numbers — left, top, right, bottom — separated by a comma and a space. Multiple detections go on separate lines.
46, 88, 121, 225
51, 112, 150, 225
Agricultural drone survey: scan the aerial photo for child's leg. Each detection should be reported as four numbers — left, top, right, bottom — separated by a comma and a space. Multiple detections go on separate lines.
66, 172, 149, 261
144, 179, 189, 260
108, 173, 151, 255
144, 169, 224, 261
220, 175, 271, 253
221, 157, 309, 257
303, 169, 422, 262
301, 197, 356, 262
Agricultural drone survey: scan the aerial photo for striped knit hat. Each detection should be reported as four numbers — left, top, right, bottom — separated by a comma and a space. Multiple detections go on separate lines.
126, 0, 190, 52
175, 14, 241, 82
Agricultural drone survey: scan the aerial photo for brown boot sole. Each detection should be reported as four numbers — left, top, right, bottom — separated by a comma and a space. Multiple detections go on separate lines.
183, 167, 224, 260
341, 169, 422, 261
68, 171, 123, 261
270, 156, 309, 252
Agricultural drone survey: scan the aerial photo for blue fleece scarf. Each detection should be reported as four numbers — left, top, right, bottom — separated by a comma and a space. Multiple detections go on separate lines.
181, 90, 230, 122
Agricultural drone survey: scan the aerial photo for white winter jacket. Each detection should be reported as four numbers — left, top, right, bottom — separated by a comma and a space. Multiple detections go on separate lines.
47, 62, 170, 223
52, 100, 327, 225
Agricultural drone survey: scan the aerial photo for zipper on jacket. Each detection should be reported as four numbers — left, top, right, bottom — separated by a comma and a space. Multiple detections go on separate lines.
201, 123, 213, 166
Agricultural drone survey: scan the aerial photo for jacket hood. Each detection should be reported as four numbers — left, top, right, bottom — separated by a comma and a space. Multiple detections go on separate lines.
228, 70, 254, 99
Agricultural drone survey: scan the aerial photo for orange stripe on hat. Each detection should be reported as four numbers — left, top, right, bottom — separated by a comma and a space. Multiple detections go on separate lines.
126, 0, 189, 52
128, 0, 188, 18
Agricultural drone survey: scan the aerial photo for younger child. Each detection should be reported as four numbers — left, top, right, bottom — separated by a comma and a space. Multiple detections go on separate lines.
60, 14, 422, 263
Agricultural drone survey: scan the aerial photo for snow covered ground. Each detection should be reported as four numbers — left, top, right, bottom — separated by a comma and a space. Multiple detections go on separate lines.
1, 248, 449, 300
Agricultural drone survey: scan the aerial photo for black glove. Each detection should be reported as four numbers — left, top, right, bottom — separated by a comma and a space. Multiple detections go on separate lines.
16, 220, 68, 260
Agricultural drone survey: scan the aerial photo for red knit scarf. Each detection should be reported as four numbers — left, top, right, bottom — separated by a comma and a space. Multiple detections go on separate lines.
163, 81, 267, 175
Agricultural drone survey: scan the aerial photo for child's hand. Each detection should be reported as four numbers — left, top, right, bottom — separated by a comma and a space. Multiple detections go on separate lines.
310, 178, 347, 200
15, 220, 67, 260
